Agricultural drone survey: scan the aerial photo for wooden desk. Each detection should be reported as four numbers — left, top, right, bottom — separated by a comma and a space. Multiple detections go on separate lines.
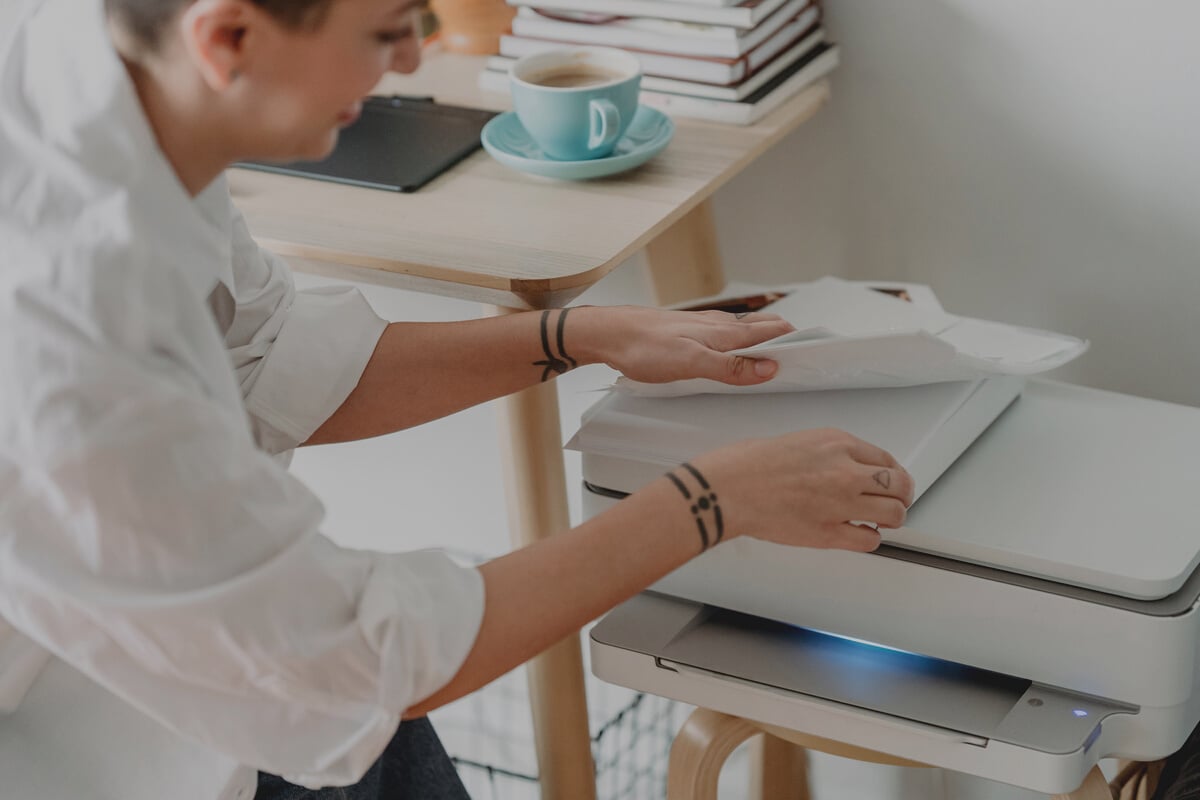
228, 50, 830, 800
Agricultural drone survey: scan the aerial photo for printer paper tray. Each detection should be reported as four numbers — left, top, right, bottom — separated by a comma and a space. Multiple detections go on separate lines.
657, 605, 1029, 742
657, 658, 989, 747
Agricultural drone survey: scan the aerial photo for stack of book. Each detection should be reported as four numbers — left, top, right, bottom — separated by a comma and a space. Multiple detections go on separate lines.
477, 0, 838, 125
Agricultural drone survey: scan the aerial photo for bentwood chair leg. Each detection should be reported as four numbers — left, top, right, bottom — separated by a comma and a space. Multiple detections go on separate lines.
669, 709, 777, 800
748, 731, 812, 800
1109, 759, 1165, 800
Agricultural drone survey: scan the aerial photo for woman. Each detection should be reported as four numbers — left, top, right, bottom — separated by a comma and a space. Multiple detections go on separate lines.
0, 1, 914, 798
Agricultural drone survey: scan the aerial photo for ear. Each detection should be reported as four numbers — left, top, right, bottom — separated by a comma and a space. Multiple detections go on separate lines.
178, 0, 260, 92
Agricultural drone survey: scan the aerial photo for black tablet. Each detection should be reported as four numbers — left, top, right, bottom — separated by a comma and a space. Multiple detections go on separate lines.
236, 95, 497, 193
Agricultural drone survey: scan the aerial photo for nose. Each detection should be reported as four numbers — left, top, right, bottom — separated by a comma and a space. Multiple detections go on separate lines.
390, 34, 421, 74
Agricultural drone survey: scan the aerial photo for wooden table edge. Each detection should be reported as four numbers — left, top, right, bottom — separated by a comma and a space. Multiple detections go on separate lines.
264, 81, 832, 310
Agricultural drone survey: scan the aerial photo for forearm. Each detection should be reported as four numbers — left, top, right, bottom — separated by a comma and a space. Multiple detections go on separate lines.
403, 425, 916, 717
404, 473, 702, 718
305, 305, 794, 446
306, 308, 592, 445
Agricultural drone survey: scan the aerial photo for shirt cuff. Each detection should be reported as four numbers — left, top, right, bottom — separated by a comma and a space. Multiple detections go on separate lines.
243, 287, 387, 453
360, 552, 486, 713
285, 551, 483, 788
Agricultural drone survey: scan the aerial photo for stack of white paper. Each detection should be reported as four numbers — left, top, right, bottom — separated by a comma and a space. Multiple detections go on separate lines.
618, 277, 1088, 397
570, 376, 1026, 501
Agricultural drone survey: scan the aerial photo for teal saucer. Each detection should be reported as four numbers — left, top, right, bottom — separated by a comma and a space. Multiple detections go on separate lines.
481, 106, 674, 180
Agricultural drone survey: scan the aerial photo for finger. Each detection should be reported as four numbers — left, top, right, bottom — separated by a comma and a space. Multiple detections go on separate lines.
706, 319, 794, 352
829, 522, 883, 553
727, 311, 790, 326
689, 348, 780, 385
858, 464, 916, 506
847, 495, 908, 529
844, 437, 903, 470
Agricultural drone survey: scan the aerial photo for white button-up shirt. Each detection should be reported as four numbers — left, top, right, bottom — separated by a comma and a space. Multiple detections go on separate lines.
0, 1, 485, 797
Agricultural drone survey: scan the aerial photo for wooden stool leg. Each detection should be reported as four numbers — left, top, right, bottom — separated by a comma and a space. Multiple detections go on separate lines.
669, 709, 768, 800
488, 305, 596, 800
1052, 765, 1115, 800
1111, 759, 1165, 800
748, 732, 811, 800
644, 199, 727, 306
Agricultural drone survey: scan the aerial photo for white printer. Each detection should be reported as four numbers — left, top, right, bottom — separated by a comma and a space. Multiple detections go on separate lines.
574, 300, 1200, 793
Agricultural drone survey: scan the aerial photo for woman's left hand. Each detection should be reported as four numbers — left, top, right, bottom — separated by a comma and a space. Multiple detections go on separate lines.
570, 306, 794, 387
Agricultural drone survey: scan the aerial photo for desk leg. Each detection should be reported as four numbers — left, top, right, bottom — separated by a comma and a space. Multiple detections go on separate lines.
645, 199, 727, 306
1052, 765, 1114, 800
489, 304, 596, 800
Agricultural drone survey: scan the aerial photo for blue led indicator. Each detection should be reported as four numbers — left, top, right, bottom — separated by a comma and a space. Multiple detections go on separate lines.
1073, 709, 1089, 717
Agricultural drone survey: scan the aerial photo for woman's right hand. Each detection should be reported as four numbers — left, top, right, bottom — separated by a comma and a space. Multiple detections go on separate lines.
681, 429, 915, 553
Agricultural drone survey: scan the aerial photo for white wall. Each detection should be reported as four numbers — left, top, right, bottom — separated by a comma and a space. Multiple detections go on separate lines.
713, 0, 1200, 406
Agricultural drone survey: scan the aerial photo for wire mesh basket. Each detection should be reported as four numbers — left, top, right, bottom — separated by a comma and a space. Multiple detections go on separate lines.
430, 635, 686, 800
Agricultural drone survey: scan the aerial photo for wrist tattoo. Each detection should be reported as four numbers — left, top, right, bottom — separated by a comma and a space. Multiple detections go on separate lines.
666, 462, 724, 553
533, 308, 578, 382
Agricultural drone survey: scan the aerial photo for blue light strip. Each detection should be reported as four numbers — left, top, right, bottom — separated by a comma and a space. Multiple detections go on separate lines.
801, 626, 924, 658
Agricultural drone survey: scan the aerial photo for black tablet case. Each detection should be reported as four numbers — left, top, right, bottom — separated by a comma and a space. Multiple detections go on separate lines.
237, 96, 497, 192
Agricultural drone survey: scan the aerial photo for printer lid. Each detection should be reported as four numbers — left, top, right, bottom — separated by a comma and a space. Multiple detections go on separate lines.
898, 380, 1200, 600
570, 380, 1200, 601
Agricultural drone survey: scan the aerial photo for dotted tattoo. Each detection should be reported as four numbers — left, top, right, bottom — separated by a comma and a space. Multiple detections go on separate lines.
666, 462, 724, 552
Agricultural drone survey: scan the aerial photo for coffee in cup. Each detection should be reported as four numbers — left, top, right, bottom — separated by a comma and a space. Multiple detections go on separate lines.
525, 66, 626, 89
510, 48, 642, 161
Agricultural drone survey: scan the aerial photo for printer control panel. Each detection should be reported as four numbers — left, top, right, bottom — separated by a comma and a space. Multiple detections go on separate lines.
993, 685, 1136, 755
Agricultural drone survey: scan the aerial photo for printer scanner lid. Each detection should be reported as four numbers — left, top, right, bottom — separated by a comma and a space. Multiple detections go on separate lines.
569, 379, 1200, 601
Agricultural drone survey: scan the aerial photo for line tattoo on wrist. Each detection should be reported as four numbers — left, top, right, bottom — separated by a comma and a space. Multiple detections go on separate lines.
666, 462, 724, 553
533, 308, 578, 382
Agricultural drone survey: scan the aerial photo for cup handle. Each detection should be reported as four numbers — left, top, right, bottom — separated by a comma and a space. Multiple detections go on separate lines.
588, 99, 621, 152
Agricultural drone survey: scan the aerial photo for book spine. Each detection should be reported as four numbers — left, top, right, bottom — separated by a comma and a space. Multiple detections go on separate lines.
642, 44, 837, 124
506, 0, 771, 29
510, 0, 810, 59
487, 54, 743, 100
479, 44, 837, 125
478, 66, 753, 123
744, 9, 819, 69
500, 35, 742, 85
650, 29, 826, 100
510, 16, 742, 58
637, 92, 754, 124
641, 0, 742, 7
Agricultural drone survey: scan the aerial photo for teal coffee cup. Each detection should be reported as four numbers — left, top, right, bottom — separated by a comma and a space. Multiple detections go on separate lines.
510, 48, 642, 161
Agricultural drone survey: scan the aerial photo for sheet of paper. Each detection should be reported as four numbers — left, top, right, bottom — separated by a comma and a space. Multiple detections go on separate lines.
618, 277, 1088, 397
936, 319, 1080, 365
757, 276, 958, 337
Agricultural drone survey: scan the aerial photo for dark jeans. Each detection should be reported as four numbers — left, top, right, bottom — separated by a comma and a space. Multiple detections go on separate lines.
255, 718, 470, 800
1154, 721, 1200, 800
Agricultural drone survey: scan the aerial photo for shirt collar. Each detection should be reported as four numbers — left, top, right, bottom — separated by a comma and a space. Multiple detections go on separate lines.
8, 0, 235, 299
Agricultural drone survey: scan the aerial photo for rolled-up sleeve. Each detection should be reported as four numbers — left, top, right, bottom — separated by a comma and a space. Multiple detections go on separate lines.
224, 210, 387, 454
0, 345, 484, 787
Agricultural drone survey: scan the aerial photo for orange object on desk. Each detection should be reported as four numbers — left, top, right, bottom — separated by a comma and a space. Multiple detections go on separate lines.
429, 0, 515, 54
